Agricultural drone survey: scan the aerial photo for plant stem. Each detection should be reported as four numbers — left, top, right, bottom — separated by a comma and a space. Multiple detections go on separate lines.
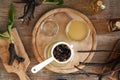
9, 35, 14, 43
0, 33, 9, 39
42, 1, 59, 5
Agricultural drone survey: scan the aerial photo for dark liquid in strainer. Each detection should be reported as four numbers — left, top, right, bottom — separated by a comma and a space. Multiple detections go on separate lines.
53, 44, 71, 62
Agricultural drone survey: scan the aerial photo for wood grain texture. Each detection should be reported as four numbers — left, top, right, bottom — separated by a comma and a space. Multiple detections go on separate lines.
32, 8, 97, 73
0, 0, 120, 80
0, 28, 30, 80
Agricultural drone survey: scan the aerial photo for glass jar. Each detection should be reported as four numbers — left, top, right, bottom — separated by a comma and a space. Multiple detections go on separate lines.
41, 19, 59, 37
89, 0, 106, 15
108, 18, 120, 32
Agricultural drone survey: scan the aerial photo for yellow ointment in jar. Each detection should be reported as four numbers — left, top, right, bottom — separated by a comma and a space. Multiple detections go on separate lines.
66, 20, 90, 41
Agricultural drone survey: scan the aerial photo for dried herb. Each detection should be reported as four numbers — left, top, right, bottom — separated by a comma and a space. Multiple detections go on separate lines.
78, 55, 120, 71
14, 0, 63, 23
78, 39, 120, 53
53, 44, 71, 62
78, 50, 113, 53
18, 0, 36, 23
72, 65, 120, 80
0, 4, 25, 65
79, 62, 110, 66
79, 56, 120, 67
74, 65, 89, 76
78, 39, 120, 66
8, 43, 25, 65
73, 39, 120, 80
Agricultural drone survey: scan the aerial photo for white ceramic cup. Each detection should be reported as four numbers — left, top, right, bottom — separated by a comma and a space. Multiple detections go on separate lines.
31, 42, 74, 73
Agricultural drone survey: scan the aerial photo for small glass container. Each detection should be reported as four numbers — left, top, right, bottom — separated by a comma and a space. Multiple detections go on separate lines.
90, 0, 106, 15
108, 18, 120, 32
41, 19, 59, 37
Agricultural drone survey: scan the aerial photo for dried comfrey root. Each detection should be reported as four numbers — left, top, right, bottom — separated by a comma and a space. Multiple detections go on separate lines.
15, 0, 63, 23
16, 0, 37, 23
0, 4, 25, 65
8, 43, 25, 65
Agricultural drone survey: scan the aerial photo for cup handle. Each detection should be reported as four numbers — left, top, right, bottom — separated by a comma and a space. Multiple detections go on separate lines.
31, 57, 54, 73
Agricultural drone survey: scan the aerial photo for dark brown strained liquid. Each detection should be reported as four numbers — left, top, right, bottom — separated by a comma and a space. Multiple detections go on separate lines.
53, 44, 71, 62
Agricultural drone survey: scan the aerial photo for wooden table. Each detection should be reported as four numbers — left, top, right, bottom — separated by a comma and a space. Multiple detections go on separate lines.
0, 0, 120, 80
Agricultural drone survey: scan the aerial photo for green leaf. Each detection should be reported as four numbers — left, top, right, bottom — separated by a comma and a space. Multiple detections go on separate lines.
42, 0, 63, 5
56, 0, 63, 5
7, 4, 14, 36
0, 33, 9, 39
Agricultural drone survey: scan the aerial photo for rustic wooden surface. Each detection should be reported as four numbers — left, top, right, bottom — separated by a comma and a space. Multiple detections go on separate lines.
0, 0, 120, 80
32, 8, 97, 73
0, 28, 30, 80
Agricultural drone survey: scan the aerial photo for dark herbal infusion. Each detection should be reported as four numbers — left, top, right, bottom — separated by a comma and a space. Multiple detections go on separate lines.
53, 44, 71, 62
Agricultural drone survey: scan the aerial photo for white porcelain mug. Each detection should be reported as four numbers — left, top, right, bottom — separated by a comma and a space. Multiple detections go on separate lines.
31, 42, 74, 73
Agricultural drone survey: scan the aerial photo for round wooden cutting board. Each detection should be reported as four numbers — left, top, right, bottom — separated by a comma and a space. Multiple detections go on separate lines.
32, 8, 97, 73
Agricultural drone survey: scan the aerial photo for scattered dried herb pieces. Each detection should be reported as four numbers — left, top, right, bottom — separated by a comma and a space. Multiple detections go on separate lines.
53, 44, 71, 62
78, 50, 113, 53
73, 65, 120, 80
73, 39, 120, 80
8, 43, 25, 65
79, 61, 111, 66
77, 59, 120, 79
